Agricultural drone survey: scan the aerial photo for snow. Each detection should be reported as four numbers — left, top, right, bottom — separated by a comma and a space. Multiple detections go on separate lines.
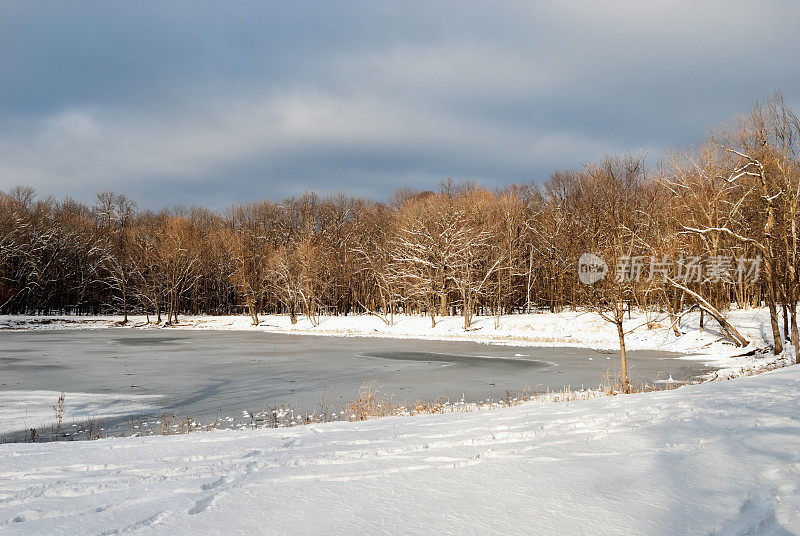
0, 365, 798, 534
1, 308, 797, 533
0, 391, 161, 436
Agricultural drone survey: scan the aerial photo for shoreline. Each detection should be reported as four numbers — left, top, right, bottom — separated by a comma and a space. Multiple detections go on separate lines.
4, 358, 800, 534
0, 309, 793, 442
0, 308, 789, 378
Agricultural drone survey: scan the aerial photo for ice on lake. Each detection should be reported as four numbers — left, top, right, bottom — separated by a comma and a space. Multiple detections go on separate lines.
0, 329, 713, 438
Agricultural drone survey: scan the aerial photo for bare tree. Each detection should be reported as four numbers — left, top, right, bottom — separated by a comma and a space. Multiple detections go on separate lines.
227, 203, 273, 325
577, 155, 657, 393
94, 192, 137, 322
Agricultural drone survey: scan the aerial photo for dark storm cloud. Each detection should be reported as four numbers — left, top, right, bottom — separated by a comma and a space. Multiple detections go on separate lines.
1, 1, 798, 208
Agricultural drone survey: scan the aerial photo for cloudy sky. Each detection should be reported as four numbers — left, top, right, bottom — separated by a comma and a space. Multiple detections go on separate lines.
1, 1, 798, 208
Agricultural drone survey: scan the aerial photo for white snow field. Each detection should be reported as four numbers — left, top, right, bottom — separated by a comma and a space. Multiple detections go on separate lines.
1, 366, 799, 535
0, 391, 161, 437
1, 308, 797, 534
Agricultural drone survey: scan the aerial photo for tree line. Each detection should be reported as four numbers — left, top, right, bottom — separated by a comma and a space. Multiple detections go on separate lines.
1, 91, 798, 363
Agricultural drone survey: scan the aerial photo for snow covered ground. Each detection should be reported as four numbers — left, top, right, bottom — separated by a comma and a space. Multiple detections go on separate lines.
0, 391, 161, 438
1, 308, 796, 534
0, 365, 798, 535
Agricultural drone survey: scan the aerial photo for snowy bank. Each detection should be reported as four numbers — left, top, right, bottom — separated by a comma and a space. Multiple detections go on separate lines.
1, 364, 799, 534
0, 391, 162, 438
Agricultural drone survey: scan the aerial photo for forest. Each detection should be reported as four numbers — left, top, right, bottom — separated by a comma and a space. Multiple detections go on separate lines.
2, 92, 799, 364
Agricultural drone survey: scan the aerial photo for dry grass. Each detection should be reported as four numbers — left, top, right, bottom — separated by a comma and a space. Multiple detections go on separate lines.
63, 350, 788, 441
346, 381, 399, 421
82, 419, 104, 440
53, 392, 65, 439
119, 372, 725, 439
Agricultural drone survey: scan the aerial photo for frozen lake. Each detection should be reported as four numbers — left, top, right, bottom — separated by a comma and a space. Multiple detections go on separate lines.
0, 329, 713, 437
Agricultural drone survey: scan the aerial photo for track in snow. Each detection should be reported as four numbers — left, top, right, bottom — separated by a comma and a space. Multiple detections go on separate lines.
1, 367, 800, 535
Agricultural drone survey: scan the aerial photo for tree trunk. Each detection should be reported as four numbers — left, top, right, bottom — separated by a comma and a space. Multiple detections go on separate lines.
664, 287, 681, 337
122, 283, 128, 323
791, 303, 800, 364
765, 264, 783, 354
615, 302, 630, 394
791, 200, 800, 363
666, 278, 749, 347
783, 300, 790, 342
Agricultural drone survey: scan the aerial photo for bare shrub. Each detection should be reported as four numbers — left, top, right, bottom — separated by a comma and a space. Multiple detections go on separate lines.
345, 380, 398, 421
